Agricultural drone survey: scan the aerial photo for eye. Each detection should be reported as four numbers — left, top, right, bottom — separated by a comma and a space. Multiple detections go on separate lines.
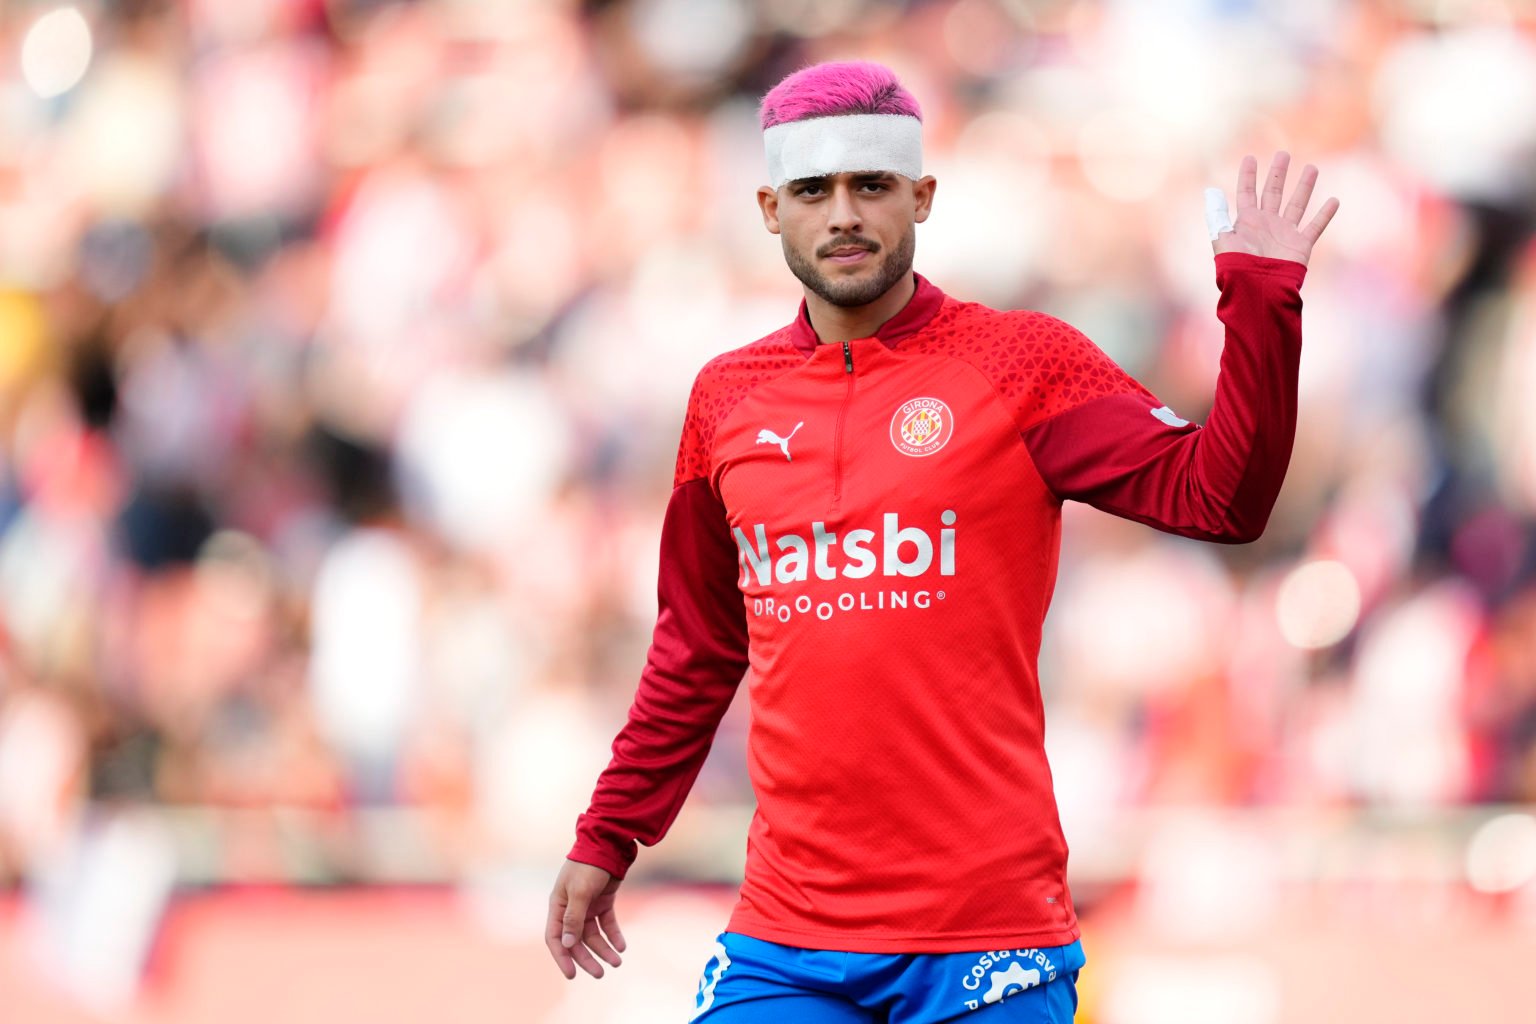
860, 181, 890, 193
797, 184, 824, 197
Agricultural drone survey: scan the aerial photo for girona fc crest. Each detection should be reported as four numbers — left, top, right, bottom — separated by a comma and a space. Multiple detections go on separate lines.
890, 396, 953, 457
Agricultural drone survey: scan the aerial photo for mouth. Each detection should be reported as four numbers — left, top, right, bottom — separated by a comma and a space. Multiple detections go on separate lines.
822, 245, 876, 265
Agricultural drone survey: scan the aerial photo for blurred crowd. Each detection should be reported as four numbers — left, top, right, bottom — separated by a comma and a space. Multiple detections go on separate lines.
1, 0, 1536, 901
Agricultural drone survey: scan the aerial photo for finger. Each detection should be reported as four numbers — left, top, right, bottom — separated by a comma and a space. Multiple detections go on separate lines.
1283, 163, 1319, 225
1262, 151, 1289, 214
568, 938, 608, 979
583, 918, 623, 968
545, 899, 577, 980
562, 890, 593, 951
547, 936, 577, 979
1204, 187, 1235, 241
1300, 196, 1340, 244
597, 906, 627, 953
1236, 154, 1258, 211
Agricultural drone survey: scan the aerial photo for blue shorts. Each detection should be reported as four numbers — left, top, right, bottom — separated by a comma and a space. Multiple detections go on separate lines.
688, 932, 1085, 1023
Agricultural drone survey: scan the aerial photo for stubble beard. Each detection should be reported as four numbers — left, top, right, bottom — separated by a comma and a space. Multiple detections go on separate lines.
784, 225, 916, 308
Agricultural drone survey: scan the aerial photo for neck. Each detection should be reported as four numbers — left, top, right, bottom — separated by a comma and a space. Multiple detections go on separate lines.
805, 273, 916, 344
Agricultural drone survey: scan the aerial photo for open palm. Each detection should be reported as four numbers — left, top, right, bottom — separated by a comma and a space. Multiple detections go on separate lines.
1211, 151, 1339, 266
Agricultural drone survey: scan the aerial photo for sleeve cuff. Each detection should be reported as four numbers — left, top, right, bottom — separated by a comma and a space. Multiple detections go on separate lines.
1215, 250, 1307, 288
567, 839, 634, 880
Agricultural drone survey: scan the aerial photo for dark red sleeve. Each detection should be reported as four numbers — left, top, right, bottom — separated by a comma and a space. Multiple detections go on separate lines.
566, 475, 749, 878
1022, 252, 1306, 543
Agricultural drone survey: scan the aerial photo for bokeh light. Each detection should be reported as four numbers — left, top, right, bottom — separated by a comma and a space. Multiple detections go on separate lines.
629, 0, 752, 79
1076, 108, 1173, 202
1275, 559, 1361, 650
20, 7, 93, 99
1466, 813, 1536, 894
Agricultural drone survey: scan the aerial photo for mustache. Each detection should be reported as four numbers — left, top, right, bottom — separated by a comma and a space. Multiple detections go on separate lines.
816, 236, 881, 258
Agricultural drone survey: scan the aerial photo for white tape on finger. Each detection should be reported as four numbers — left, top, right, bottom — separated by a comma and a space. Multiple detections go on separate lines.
1204, 187, 1234, 240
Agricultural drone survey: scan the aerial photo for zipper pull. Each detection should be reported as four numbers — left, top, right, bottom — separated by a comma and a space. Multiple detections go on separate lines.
842, 339, 854, 374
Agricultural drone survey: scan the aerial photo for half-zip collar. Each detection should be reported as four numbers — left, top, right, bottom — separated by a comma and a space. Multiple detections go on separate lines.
788, 272, 946, 357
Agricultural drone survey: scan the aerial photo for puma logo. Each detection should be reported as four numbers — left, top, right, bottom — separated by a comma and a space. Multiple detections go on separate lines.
756, 422, 804, 461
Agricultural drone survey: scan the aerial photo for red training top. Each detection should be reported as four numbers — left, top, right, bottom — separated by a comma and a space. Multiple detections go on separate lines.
569, 251, 1307, 953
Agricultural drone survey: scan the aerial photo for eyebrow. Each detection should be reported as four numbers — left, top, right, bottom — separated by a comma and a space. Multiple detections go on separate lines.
788, 172, 897, 188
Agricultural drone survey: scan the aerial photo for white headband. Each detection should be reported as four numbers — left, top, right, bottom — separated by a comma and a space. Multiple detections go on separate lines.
763, 113, 923, 190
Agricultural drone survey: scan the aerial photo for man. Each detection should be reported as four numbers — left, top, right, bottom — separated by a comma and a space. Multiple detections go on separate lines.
546, 60, 1338, 1022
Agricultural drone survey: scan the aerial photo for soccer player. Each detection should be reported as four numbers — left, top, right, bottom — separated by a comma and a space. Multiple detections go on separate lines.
545, 61, 1338, 1022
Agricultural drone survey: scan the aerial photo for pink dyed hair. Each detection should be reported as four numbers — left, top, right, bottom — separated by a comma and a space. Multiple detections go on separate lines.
759, 61, 922, 130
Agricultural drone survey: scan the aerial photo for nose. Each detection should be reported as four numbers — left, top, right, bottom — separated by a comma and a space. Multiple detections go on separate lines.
826, 182, 861, 236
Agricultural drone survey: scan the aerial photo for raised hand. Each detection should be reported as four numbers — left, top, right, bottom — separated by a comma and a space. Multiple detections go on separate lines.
1207, 151, 1339, 266
546, 859, 627, 980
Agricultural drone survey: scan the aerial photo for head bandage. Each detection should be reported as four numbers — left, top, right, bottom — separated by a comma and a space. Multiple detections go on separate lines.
764, 113, 923, 190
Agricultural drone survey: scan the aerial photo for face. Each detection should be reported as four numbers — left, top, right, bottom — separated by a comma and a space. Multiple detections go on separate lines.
758, 171, 937, 308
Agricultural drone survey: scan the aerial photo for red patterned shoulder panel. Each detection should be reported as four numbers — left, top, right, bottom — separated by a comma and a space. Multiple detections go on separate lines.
674, 329, 806, 487
906, 299, 1156, 433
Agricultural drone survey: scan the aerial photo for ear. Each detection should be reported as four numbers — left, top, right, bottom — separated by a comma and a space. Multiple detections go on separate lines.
913, 175, 937, 224
757, 185, 781, 235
